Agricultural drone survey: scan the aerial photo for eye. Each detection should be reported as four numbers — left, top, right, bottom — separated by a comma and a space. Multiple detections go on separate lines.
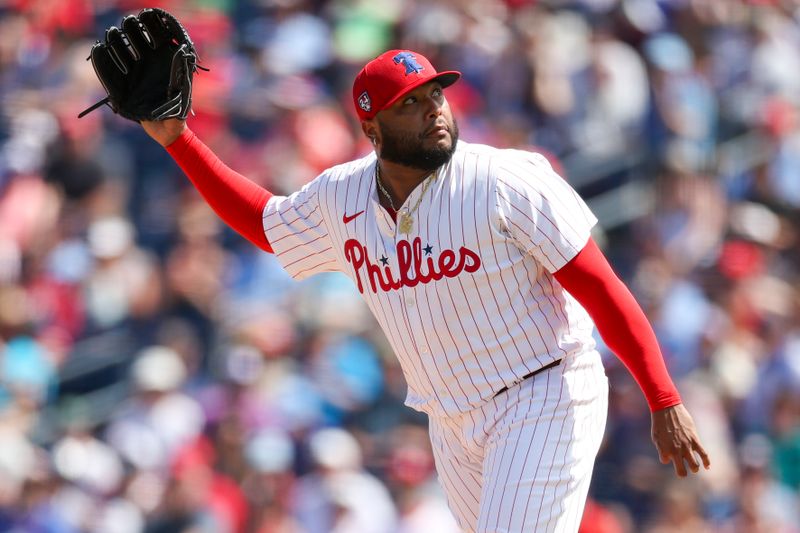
403, 96, 417, 105
432, 87, 442, 97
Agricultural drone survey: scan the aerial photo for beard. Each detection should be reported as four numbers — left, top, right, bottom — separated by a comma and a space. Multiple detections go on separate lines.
377, 117, 459, 171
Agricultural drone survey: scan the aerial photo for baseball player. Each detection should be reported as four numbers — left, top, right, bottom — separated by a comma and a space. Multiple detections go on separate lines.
85, 21, 708, 530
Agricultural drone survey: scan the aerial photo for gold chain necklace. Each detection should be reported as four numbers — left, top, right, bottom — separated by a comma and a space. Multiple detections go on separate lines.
376, 163, 436, 234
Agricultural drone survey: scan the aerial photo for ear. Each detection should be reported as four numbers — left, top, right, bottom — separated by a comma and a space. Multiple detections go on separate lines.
361, 120, 379, 145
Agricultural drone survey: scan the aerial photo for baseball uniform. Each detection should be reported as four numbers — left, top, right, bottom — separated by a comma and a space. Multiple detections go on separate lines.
263, 143, 608, 531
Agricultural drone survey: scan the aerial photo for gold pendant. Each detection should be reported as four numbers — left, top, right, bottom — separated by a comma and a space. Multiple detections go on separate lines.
399, 212, 414, 234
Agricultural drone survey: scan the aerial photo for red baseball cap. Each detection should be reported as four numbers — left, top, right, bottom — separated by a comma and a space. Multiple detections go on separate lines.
352, 49, 461, 120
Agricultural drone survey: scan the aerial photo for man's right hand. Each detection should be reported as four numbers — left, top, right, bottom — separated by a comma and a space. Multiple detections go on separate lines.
141, 118, 187, 147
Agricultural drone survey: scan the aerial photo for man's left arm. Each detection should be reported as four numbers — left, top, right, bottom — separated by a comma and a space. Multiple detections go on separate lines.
553, 237, 711, 477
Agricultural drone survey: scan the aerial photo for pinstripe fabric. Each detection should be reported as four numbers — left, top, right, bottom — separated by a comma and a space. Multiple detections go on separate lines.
263, 142, 607, 530
263, 142, 598, 418
428, 351, 608, 533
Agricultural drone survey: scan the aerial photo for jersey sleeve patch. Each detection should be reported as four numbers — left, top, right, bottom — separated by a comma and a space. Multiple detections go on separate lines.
494, 151, 597, 273
263, 180, 339, 280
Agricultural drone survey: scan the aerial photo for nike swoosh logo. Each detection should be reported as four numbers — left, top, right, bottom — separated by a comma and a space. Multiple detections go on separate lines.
343, 210, 365, 224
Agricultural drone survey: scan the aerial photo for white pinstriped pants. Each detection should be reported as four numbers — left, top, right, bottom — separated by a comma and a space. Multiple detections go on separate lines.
428, 351, 609, 533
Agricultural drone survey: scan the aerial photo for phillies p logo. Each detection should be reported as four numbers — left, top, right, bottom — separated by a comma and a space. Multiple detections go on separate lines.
393, 52, 424, 75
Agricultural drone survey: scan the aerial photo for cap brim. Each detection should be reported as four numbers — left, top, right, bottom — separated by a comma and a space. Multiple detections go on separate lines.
381, 71, 461, 112
434, 71, 461, 89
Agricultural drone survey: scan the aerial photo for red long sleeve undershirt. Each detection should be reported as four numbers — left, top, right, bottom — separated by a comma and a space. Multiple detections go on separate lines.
554, 239, 682, 411
166, 128, 274, 252
166, 128, 680, 411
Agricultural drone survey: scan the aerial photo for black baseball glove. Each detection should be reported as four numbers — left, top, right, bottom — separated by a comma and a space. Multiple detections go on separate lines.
79, 8, 206, 122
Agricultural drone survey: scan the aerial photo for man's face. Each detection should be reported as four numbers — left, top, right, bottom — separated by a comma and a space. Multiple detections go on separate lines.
373, 82, 459, 172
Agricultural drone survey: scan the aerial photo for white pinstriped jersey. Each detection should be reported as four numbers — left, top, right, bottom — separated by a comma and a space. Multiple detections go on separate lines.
263, 141, 598, 417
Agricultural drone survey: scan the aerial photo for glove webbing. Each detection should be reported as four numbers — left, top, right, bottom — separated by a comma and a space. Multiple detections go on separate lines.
77, 44, 208, 119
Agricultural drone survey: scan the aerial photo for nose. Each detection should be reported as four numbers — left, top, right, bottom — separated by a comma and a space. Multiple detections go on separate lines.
424, 95, 443, 118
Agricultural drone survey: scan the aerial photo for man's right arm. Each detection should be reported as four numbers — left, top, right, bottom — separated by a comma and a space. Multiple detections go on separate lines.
142, 119, 274, 252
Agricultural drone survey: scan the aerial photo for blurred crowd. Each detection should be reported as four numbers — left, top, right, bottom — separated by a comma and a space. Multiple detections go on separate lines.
1, 0, 800, 531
